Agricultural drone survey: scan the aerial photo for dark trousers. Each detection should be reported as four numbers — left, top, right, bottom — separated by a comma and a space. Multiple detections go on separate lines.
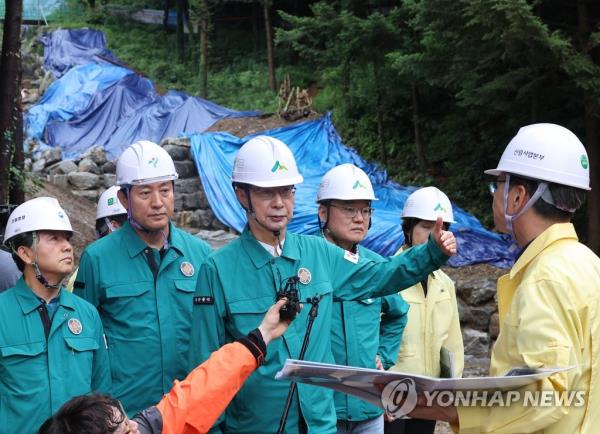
384, 418, 436, 434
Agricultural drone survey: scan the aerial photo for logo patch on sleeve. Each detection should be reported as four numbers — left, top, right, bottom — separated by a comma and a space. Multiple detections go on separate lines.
343, 250, 359, 264
194, 296, 214, 305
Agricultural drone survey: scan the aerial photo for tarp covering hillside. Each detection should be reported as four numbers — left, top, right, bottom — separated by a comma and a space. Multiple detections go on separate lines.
190, 114, 517, 268
26, 29, 260, 157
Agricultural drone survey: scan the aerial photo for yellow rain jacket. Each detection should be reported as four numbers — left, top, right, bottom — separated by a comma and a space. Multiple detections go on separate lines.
389, 247, 463, 378
457, 223, 600, 433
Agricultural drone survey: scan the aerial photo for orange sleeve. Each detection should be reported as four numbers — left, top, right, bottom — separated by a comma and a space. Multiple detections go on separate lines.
157, 341, 258, 434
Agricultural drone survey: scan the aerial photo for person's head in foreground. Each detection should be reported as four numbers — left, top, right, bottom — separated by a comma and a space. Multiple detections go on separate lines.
38, 394, 139, 434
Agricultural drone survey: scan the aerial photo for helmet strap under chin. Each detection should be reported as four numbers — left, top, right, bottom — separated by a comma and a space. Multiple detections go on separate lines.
503, 173, 548, 241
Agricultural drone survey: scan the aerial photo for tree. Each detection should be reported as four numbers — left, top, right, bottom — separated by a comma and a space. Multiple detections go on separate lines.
0, 0, 24, 204
190, 0, 211, 97
263, 0, 276, 91
176, 0, 187, 63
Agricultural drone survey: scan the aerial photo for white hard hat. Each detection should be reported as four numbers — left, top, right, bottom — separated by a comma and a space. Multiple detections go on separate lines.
4, 197, 74, 246
96, 186, 127, 220
317, 163, 377, 202
116, 140, 179, 186
485, 123, 590, 190
402, 186, 455, 223
232, 135, 304, 187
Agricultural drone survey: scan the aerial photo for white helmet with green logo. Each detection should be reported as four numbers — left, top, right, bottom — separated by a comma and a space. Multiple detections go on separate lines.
232, 135, 304, 187
485, 123, 590, 190
402, 186, 455, 223
317, 163, 377, 202
116, 140, 179, 186
96, 185, 127, 220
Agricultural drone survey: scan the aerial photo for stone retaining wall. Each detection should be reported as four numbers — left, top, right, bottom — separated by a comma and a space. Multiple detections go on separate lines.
32, 137, 227, 232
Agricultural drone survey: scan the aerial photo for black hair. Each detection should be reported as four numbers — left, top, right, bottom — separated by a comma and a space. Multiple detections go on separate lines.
8, 232, 34, 272
95, 214, 128, 238
38, 394, 125, 434
401, 218, 449, 247
510, 175, 587, 222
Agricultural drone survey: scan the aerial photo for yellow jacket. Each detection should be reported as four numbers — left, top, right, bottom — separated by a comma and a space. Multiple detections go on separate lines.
390, 248, 464, 378
458, 223, 600, 433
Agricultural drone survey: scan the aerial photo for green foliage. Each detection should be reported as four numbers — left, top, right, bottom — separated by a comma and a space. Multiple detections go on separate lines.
43, 0, 600, 233
278, 0, 600, 231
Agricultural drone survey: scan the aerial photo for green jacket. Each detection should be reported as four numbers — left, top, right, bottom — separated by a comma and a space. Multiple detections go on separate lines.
74, 221, 212, 416
0, 278, 110, 434
191, 227, 447, 434
330, 243, 409, 422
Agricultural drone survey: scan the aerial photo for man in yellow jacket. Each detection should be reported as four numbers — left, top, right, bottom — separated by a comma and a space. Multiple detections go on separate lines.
410, 123, 600, 434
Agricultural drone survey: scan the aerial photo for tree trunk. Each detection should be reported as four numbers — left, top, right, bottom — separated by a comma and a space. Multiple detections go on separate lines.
176, 0, 185, 63
163, 0, 170, 31
0, 0, 23, 204
263, 2, 276, 92
252, 1, 259, 60
412, 81, 427, 170
199, 12, 209, 98
10, 76, 24, 205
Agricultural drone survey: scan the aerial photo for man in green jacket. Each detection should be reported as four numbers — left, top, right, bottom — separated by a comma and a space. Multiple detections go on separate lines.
192, 135, 456, 434
317, 163, 410, 433
0, 197, 110, 434
74, 140, 212, 416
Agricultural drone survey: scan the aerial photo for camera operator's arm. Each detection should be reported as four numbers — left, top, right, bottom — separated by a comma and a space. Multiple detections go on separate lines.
134, 299, 292, 434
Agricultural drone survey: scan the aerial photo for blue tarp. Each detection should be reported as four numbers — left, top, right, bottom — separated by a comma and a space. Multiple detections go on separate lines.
26, 63, 132, 143
40, 28, 121, 78
190, 114, 517, 268
101, 92, 259, 160
45, 73, 158, 159
28, 28, 260, 158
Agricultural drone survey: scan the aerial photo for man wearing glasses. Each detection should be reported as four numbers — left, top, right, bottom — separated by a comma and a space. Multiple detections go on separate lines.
316, 164, 410, 434
191, 135, 457, 433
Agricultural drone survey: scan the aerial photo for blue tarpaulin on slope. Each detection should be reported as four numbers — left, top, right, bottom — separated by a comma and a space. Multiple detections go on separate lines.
26, 63, 132, 143
29, 28, 261, 159
190, 114, 517, 268
44, 73, 158, 159
101, 91, 260, 160
39, 28, 121, 78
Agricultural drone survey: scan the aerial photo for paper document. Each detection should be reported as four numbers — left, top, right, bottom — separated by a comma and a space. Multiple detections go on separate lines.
275, 359, 573, 410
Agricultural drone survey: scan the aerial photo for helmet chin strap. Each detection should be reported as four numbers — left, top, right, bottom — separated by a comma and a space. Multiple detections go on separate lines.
125, 186, 170, 249
29, 232, 61, 290
503, 173, 548, 241
240, 184, 284, 255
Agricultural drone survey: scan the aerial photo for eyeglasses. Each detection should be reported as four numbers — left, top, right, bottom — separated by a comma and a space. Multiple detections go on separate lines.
488, 180, 506, 195
250, 186, 296, 201
330, 204, 374, 219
